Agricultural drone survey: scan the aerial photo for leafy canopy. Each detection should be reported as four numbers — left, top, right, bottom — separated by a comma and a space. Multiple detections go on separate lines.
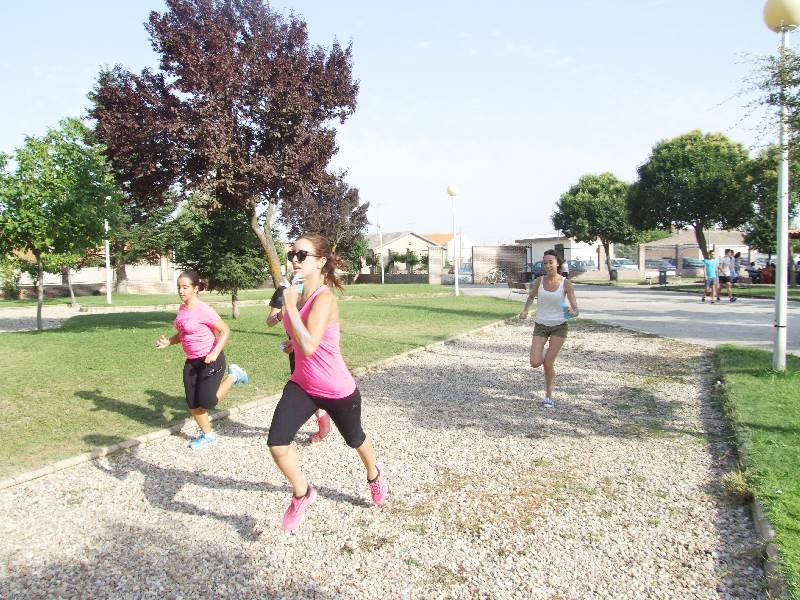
551, 172, 637, 246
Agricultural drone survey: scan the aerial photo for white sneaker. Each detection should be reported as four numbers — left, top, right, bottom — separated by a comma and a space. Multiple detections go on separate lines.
543, 397, 555, 408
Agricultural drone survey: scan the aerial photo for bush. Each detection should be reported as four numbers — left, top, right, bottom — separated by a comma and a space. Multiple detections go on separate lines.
0, 258, 22, 299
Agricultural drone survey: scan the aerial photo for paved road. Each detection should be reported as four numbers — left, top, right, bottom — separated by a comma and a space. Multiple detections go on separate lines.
462, 283, 800, 356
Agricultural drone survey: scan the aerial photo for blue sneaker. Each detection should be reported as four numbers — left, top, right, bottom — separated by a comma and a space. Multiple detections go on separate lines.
228, 364, 248, 385
190, 431, 218, 450
542, 397, 555, 408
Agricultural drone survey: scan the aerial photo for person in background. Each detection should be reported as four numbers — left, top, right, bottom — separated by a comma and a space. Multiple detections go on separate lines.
702, 250, 719, 304
156, 270, 248, 450
518, 249, 579, 409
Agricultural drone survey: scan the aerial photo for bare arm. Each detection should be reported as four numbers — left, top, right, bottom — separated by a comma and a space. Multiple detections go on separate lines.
204, 318, 230, 363
564, 280, 579, 316
284, 289, 335, 357
266, 307, 282, 327
518, 278, 540, 319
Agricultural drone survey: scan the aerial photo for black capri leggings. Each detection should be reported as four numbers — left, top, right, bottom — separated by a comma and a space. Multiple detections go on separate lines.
182, 351, 225, 410
267, 381, 366, 448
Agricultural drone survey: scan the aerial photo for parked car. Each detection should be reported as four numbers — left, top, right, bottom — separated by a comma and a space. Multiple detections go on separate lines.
567, 259, 592, 273
611, 258, 639, 270
682, 258, 705, 269
528, 261, 546, 278
644, 259, 676, 276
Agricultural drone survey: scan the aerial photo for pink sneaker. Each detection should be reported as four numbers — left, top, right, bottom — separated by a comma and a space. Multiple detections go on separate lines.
368, 464, 389, 505
308, 412, 331, 444
282, 485, 317, 531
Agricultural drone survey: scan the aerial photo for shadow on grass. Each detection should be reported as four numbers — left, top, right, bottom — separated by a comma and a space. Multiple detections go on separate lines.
76, 388, 186, 429
54, 311, 175, 332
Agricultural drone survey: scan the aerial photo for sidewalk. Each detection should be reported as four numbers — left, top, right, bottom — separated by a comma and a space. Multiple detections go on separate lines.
0, 320, 765, 598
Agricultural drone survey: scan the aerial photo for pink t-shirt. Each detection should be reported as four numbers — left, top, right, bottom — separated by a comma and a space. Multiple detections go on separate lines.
284, 286, 356, 399
175, 301, 220, 359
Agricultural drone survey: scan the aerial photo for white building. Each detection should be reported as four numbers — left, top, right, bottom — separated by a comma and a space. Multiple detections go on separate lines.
514, 233, 600, 266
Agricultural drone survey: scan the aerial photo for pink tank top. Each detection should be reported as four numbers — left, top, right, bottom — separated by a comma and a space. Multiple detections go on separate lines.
284, 285, 356, 399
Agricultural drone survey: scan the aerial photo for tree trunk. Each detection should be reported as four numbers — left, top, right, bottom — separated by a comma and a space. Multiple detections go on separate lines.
114, 262, 128, 293
693, 224, 709, 258
250, 201, 283, 288
61, 267, 75, 307
231, 288, 240, 320
602, 240, 614, 281
35, 252, 44, 331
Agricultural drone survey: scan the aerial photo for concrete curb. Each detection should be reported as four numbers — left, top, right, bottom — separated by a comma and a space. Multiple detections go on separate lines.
0, 316, 515, 492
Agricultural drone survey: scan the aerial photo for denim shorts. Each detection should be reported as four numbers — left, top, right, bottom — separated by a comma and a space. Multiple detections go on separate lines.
533, 321, 568, 339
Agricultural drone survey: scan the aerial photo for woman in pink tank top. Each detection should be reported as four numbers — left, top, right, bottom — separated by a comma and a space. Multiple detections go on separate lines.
266, 234, 389, 531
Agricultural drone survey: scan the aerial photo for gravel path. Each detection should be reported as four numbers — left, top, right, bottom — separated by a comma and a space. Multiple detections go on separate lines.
0, 320, 766, 598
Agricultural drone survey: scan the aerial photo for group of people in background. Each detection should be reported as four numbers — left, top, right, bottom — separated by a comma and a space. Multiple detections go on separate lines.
703, 248, 740, 304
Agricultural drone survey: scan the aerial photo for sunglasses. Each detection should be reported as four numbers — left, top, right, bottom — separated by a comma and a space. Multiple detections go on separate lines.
287, 250, 320, 262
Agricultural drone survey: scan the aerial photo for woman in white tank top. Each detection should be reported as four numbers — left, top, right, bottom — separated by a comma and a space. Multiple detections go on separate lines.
518, 250, 579, 408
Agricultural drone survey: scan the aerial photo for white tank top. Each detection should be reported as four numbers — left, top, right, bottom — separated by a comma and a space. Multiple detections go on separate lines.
535, 277, 566, 326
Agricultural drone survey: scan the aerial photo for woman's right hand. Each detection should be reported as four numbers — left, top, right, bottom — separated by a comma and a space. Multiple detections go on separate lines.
280, 339, 293, 354
517, 311, 528, 320
155, 335, 170, 349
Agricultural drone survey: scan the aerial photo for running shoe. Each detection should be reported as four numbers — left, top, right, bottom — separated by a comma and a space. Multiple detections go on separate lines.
543, 397, 555, 408
228, 364, 249, 384
730, 297, 737, 303
368, 463, 389, 505
190, 431, 218, 450
308, 412, 331, 444
701, 296, 706, 303
282, 485, 317, 531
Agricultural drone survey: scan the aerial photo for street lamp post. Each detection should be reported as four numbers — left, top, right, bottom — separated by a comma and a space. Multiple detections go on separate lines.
764, 0, 800, 370
377, 218, 385, 285
447, 184, 459, 296
104, 196, 112, 305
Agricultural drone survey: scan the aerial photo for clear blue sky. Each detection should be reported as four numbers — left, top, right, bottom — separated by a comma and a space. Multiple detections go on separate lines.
0, 1, 785, 243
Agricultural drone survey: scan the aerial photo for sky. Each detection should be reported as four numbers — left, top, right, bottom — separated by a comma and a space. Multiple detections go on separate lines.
0, 1, 788, 244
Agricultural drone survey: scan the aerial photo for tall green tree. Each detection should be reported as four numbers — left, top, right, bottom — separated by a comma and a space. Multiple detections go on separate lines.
628, 130, 751, 258
742, 145, 800, 256
90, 0, 358, 288
551, 172, 637, 279
172, 203, 270, 319
0, 119, 117, 328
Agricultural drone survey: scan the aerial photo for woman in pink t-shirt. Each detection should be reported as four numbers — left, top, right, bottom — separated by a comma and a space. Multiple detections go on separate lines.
267, 234, 389, 531
155, 270, 249, 450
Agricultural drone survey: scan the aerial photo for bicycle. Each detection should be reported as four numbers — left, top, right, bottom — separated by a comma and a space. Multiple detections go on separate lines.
484, 267, 507, 285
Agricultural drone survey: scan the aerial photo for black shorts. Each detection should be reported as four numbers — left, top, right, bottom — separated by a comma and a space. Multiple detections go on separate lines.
267, 381, 366, 448
183, 351, 226, 410
719, 275, 731, 284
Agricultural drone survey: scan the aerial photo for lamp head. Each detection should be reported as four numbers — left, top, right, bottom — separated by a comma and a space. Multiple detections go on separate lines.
446, 184, 459, 197
764, 0, 800, 32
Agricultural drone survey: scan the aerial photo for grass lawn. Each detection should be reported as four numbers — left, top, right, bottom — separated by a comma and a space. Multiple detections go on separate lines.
0, 283, 451, 308
654, 283, 800, 301
716, 345, 800, 598
0, 293, 517, 478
